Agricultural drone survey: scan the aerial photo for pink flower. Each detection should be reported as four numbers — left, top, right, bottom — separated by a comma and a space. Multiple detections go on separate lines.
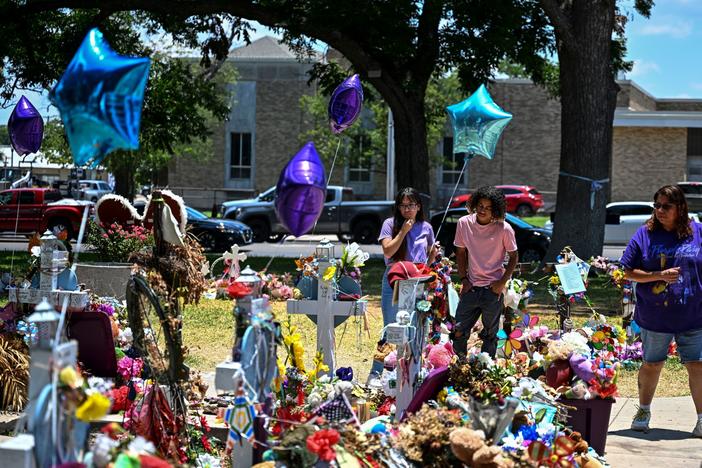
102, 233, 108, 239
117, 356, 143, 381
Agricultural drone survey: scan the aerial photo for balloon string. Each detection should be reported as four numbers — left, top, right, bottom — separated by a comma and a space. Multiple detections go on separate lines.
326, 137, 342, 187
434, 157, 470, 241
262, 234, 289, 272
9, 183, 25, 275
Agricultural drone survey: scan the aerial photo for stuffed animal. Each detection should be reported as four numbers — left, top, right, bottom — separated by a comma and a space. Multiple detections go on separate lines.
383, 350, 398, 370
425, 341, 455, 369
545, 359, 572, 389
449, 428, 513, 468
564, 379, 591, 400
546, 339, 572, 361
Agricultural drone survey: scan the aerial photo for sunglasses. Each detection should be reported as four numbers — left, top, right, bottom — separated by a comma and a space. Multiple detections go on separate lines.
653, 202, 675, 211
399, 203, 419, 210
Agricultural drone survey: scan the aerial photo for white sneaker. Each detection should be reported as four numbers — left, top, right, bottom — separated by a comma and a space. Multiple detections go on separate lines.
693, 419, 702, 438
631, 406, 651, 432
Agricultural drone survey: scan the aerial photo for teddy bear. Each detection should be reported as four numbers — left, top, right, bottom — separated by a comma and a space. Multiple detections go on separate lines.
449, 428, 514, 468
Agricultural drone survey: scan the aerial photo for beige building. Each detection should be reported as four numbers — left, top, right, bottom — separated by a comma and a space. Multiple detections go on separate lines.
166, 37, 702, 211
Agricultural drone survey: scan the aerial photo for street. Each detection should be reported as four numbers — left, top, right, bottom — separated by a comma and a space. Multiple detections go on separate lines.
0, 233, 627, 259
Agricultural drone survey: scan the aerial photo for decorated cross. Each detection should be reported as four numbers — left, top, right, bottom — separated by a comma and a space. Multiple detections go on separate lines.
385, 276, 431, 421
286, 239, 367, 375
8, 231, 88, 312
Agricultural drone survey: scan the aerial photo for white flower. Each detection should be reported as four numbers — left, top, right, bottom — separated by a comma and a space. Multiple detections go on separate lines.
532, 351, 545, 364
31, 246, 41, 257
128, 436, 155, 454
476, 352, 495, 368
91, 434, 119, 467
87, 377, 113, 394
307, 392, 323, 408
318, 374, 331, 384
561, 332, 590, 356
118, 327, 133, 348
196, 454, 222, 468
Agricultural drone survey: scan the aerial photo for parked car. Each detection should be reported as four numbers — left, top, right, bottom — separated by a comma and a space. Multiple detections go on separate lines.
132, 201, 254, 251
0, 188, 93, 239
677, 182, 702, 213
449, 185, 544, 217
220, 186, 394, 244
74, 179, 113, 202
545, 202, 701, 245
185, 206, 253, 252
430, 207, 552, 262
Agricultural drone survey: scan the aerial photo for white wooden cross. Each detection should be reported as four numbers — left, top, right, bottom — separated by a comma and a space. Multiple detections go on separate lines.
8, 231, 88, 312
386, 276, 431, 421
286, 257, 367, 375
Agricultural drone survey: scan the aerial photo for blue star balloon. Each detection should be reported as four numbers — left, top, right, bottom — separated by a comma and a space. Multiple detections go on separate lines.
446, 84, 512, 160
50, 28, 151, 167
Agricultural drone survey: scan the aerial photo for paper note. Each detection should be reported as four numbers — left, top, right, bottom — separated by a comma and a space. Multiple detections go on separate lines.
555, 262, 587, 295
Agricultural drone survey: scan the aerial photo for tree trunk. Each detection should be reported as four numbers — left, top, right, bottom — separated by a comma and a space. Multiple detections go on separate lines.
111, 153, 136, 202
389, 96, 431, 196
544, 0, 618, 261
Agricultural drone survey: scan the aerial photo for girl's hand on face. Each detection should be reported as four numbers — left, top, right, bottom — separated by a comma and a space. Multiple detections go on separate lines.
400, 218, 414, 235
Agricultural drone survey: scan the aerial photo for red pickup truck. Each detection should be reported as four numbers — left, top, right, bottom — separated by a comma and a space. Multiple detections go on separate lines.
0, 188, 92, 239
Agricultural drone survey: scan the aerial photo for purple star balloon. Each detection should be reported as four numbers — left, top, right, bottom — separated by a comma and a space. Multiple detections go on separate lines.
8, 96, 44, 155
328, 74, 364, 134
274, 142, 326, 237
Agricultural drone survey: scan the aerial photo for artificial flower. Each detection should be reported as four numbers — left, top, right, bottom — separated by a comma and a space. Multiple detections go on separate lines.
76, 392, 111, 421
322, 266, 337, 282
59, 366, 83, 389
306, 429, 340, 462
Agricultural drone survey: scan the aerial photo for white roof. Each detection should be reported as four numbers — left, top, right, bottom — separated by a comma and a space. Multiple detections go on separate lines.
613, 110, 702, 128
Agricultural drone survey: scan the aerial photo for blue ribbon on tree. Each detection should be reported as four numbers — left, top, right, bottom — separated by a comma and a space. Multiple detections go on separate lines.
559, 171, 610, 210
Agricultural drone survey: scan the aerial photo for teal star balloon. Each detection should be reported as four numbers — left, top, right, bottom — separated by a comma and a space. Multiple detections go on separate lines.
50, 28, 151, 167
446, 84, 512, 160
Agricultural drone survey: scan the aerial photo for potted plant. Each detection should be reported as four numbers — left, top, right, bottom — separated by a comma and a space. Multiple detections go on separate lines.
76, 220, 154, 298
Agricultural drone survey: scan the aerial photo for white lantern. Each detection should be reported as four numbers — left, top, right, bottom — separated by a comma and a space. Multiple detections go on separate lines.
316, 238, 335, 261
235, 265, 262, 298
27, 298, 60, 350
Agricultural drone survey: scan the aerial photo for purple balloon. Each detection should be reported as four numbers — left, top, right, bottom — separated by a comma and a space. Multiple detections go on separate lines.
8, 96, 44, 155
328, 74, 363, 134
275, 142, 327, 237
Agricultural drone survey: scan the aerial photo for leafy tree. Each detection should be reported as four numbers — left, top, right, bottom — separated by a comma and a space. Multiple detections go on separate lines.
0, 126, 10, 146
17, 0, 554, 195
0, 8, 237, 199
539, 0, 653, 259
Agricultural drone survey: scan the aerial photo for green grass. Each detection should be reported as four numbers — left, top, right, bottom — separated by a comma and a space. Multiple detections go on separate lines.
522, 216, 549, 227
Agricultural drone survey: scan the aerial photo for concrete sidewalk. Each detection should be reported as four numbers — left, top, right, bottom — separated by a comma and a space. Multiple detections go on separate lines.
606, 396, 702, 466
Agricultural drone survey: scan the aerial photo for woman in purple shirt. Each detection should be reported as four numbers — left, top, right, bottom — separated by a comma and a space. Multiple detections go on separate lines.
368, 187, 438, 378
621, 185, 702, 436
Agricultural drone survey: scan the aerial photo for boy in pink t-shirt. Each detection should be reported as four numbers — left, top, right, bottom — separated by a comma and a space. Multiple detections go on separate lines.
452, 186, 518, 357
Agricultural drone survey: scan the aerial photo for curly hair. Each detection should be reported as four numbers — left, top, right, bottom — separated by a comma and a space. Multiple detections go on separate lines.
468, 186, 506, 220
645, 185, 692, 239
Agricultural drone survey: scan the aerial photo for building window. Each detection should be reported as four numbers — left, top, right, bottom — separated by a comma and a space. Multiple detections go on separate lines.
230, 132, 252, 180
442, 137, 467, 185
347, 135, 372, 182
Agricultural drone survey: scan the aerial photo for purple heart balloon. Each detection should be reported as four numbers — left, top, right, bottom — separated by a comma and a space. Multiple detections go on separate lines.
328, 74, 363, 134
275, 142, 326, 237
8, 96, 44, 155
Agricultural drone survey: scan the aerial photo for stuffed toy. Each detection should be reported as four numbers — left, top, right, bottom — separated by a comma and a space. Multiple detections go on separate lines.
569, 353, 596, 382
373, 341, 395, 366
563, 379, 591, 400
383, 350, 398, 370
425, 341, 455, 369
546, 339, 572, 361
545, 359, 572, 389
449, 428, 513, 468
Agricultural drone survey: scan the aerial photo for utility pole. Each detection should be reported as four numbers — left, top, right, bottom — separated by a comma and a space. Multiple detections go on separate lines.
385, 109, 395, 200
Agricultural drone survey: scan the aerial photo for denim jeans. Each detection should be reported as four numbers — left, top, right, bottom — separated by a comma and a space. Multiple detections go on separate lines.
371, 266, 397, 374
452, 286, 503, 357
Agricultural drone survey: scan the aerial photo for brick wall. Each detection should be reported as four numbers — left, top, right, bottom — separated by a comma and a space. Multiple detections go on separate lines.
612, 127, 687, 201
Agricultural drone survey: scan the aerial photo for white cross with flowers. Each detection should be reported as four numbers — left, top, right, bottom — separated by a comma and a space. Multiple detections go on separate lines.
286, 242, 368, 375
222, 244, 248, 279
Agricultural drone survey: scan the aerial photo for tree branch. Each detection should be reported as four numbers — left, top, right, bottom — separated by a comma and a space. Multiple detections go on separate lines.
539, 0, 577, 53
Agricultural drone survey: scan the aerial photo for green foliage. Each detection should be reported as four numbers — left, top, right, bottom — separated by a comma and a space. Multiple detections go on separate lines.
86, 220, 154, 263
299, 71, 464, 171
0, 126, 9, 146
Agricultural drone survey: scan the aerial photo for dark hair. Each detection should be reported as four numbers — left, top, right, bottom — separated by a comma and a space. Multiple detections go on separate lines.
468, 186, 506, 220
391, 187, 425, 262
645, 185, 692, 238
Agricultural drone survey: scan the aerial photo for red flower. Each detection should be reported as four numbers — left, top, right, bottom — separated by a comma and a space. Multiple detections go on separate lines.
138, 454, 173, 468
227, 282, 252, 299
306, 429, 340, 462
377, 397, 395, 416
200, 415, 211, 433
201, 434, 212, 452
109, 385, 131, 412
